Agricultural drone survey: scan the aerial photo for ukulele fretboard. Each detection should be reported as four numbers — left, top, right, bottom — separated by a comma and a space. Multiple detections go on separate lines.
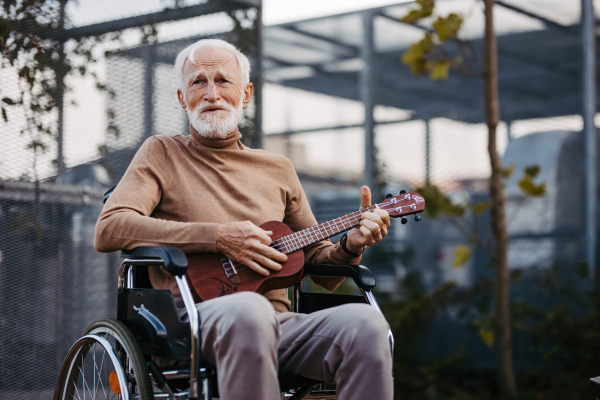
271, 205, 378, 254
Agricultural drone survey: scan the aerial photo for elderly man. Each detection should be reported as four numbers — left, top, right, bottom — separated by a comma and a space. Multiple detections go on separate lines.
95, 39, 392, 400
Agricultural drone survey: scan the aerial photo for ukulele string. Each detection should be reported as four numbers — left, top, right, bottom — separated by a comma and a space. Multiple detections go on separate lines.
226, 197, 417, 276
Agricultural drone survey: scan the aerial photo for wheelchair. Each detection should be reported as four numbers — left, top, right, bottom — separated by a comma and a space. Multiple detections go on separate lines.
53, 246, 394, 400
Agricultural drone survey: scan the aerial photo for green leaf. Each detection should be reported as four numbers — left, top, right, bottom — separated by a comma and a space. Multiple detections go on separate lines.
432, 13, 463, 42
402, 34, 437, 76
478, 326, 495, 348
503, 164, 515, 179
401, 9, 426, 23
401, 42, 427, 65
518, 176, 546, 197
408, 58, 431, 76
416, 0, 435, 15
430, 59, 450, 80
400, 0, 434, 23
1, 106, 6, 123
469, 201, 490, 216
415, 184, 465, 219
402, 34, 434, 63
452, 245, 471, 269
524, 164, 541, 178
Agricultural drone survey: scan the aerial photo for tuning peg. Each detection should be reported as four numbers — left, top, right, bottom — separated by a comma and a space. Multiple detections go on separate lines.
399, 190, 407, 195
401, 217, 408, 225
414, 215, 421, 222
386, 193, 393, 199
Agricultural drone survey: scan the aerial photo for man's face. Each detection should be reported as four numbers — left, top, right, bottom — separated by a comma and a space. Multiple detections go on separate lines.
177, 46, 253, 139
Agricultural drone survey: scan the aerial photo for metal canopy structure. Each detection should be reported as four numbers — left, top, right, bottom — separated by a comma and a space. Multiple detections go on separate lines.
263, 1, 589, 124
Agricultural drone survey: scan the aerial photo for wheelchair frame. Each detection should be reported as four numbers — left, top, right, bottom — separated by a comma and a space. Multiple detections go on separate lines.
55, 246, 394, 400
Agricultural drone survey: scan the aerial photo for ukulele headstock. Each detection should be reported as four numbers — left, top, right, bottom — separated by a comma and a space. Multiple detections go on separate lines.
377, 191, 425, 218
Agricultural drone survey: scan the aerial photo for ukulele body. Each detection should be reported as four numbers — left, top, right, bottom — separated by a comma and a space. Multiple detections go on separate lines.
186, 221, 305, 301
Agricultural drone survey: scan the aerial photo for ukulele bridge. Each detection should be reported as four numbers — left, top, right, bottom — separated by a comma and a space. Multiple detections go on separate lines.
221, 257, 241, 284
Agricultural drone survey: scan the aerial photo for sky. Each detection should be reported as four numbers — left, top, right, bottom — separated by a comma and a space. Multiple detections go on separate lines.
262, 0, 408, 25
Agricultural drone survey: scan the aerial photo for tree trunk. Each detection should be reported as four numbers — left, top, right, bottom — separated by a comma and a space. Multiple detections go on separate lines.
482, 0, 517, 398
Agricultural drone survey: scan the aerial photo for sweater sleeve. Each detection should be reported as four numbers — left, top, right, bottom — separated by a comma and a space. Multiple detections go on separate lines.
94, 137, 218, 253
282, 160, 361, 291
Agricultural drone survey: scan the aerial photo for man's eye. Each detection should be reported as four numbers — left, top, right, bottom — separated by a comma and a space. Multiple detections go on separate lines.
220, 78, 229, 83
193, 80, 201, 85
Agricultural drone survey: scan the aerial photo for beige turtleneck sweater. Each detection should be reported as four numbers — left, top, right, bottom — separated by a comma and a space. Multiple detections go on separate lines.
94, 127, 360, 312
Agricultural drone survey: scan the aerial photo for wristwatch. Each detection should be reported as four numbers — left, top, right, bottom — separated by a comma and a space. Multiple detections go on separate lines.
340, 233, 362, 258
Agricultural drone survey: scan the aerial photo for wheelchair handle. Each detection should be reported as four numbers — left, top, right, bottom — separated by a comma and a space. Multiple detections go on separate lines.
120, 247, 188, 276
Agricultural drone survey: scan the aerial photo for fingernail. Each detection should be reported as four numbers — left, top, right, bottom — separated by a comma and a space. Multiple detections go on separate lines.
264, 271, 270, 276
283, 255, 288, 261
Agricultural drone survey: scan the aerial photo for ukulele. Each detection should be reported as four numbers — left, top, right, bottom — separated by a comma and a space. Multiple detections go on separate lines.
186, 191, 425, 301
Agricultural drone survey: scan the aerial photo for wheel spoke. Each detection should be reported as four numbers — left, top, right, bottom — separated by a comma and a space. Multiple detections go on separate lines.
96, 350, 109, 398
93, 343, 97, 399
73, 371, 83, 400
80, 347, 95, 400
56, 321, 151, 400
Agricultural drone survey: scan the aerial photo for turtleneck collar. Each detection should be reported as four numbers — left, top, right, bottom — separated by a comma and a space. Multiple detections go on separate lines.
189, 124, 243, 150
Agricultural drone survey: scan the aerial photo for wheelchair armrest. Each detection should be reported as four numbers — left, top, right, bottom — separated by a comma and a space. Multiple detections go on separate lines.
120, 247, 188, 277
303, 263, 376, 290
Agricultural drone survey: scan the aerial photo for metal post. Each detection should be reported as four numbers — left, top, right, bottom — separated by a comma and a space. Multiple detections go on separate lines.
255, 3, 264, 149
582, 0, 596, 283
425, 120, 431, 184
360, 10, 376, 195
143, 45, 155, 140
55, 0, 67, 182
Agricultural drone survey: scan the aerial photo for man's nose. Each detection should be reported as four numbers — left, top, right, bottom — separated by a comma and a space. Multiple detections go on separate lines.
205, 82, 219, 102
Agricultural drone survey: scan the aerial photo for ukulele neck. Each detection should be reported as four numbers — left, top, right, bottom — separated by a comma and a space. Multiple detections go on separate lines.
271, 205, 378, 255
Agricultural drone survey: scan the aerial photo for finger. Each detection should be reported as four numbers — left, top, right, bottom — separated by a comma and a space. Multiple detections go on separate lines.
243, 259, 272, 276
379, 225, 388, 238
374, 228, 385, 243
360, 219, 380, 235
360, 185, 371, 208
256, 229, 274, 245
361, 211, 384, 228
358, 225, 374, 245
373, 209, 391, 228
253, 253, 284, 271
249, 240, 288, 263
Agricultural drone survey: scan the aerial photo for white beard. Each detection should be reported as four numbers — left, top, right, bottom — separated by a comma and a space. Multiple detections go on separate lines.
187, 98, 244, 139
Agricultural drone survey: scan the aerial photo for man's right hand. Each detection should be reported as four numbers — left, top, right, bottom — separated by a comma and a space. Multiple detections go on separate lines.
216, 221, 288, 276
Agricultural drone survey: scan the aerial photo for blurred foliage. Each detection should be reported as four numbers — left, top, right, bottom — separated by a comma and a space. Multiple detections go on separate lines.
415, 165, 546, 267
517, 165, 546, 197
1, 0, 100, 174
400, 0, 434, 23
415, 183, 466, 219
399, 0, 476, 80
0, 0, 182, 175
452, 245, 471, 269
378, 262, 597, 400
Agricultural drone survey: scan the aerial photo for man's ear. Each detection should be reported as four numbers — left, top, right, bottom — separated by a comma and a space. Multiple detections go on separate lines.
177, 89, 187, 111
242, 83, 254, 108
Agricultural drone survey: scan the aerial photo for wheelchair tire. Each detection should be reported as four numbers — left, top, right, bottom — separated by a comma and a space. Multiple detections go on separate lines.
53, 318, 153, 400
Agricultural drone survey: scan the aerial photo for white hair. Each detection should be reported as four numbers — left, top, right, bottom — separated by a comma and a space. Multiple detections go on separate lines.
174, 39, 251, 91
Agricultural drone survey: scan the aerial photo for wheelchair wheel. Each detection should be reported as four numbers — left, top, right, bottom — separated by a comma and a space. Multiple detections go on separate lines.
54, 318, 153, 400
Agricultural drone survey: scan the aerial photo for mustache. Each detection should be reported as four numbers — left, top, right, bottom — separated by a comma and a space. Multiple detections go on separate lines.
194, 100, 234, 114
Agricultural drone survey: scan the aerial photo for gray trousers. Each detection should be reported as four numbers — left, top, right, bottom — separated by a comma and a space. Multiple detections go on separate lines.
192, 291, 393, 400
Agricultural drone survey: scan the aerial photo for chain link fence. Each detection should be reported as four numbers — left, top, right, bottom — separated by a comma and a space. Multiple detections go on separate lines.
1, 1, 261, 397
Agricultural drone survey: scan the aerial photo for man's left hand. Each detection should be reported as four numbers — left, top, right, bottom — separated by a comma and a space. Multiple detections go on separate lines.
345, 186, 390, 255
